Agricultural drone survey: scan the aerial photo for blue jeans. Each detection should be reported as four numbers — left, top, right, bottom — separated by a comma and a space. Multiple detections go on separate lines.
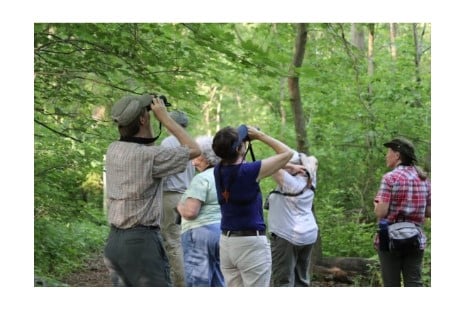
181, 223, 225, 287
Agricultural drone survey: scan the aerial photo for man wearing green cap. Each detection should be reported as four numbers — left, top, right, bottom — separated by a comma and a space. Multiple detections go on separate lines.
103, 94, 201, 287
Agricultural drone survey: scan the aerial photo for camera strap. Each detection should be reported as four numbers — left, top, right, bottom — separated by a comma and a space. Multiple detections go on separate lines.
268, 171, 315, 197
120, 136, 159, 144
268, 185, 315, 197
155, 121, 162, 141
243, 141, 256, 161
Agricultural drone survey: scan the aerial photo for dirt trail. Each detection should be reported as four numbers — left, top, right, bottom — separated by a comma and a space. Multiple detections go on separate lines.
62, 253, 112, 287
61, 253, 351, 287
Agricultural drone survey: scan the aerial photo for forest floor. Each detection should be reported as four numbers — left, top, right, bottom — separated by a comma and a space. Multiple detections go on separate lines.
61, 253, 113, 287
59, 252, 354, 287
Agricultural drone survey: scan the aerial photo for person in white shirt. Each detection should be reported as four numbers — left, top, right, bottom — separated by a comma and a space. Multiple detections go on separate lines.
266, 151, 319, 286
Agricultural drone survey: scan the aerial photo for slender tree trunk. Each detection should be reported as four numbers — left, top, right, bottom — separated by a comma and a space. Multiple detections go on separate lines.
204, 94, 211, 135
363, 24, 378, 216
367, 23, 375, 97
287, 23, 323, 268
351, 23, 365, 50
411, 24, 423, 107
389, 23, 397, 60
412, 23, 424, 108
287, 23, 309, 154
216, 93, 222, 132
279, 77, 286, 127
413, 23, 422, 84
342, 23, 378, 216
203, 86, 218, 134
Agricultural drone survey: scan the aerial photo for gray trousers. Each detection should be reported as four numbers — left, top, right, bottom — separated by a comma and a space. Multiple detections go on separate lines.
162, 191, 186, 287
270, 233, 314, 287
103, 226, 171, 287
378, 249, 424, 287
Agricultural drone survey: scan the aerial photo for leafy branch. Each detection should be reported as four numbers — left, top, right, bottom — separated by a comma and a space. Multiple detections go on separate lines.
34, 119, 82, 142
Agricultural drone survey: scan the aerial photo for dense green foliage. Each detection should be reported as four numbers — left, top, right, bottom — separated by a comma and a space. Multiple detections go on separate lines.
34, 23, 431, 286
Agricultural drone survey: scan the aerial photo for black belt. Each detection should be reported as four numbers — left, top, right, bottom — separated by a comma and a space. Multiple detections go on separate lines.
135, 224, 160, 230
222, 229, 266, 237
111, 224, 160, 231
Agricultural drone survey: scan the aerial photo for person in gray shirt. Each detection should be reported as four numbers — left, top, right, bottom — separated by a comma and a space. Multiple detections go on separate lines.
160, 110, 195, 286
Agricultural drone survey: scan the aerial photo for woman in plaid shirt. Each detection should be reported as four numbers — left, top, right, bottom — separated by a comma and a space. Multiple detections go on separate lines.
374, 137, 431, 287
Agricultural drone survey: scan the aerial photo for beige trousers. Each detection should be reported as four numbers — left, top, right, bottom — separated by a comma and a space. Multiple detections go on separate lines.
161, 191, 186, 287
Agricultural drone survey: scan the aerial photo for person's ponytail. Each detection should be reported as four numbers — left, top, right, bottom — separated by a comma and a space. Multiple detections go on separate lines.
414, 165, 428, 180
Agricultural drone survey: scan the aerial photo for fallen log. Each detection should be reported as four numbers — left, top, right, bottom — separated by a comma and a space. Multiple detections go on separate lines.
312, 256, 378, 285
312, 265, 353, 284
317, 256, 376, 274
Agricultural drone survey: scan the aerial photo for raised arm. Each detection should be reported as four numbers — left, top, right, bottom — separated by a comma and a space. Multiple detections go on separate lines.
151, 98, 201, 159
246, 126, 292, 181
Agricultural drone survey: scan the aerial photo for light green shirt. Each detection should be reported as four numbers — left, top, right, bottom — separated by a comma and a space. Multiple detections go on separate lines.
180, 168, 221, 233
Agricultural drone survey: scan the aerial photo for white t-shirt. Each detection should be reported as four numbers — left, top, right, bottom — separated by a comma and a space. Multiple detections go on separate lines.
267, 171, 318, 245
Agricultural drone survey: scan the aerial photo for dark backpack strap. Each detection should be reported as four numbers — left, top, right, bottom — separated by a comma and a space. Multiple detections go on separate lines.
269, 189, 304, 197
268, 185, 315, 197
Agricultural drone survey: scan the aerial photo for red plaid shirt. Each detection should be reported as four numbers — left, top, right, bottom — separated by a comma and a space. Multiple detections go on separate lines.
374, 165, 431, 250
375, 165, 431, 225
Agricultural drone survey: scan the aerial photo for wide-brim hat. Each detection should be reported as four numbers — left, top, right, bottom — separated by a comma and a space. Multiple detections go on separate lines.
111, 94, 153, 126
383, 137, 417, 162
300, 153, 318, 182
290, 151, 318, 184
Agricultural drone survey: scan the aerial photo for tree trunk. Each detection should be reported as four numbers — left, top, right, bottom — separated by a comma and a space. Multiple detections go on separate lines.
287, 23, 309, 154
279, 77, 286, 128
288, 23, 323, 264
412, 23, 424, 108
351, 23, 365, 50
389, 23, 397, 60
203, 86, 217, 135
367, 23, 375, 97
412, 23, 422, 84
